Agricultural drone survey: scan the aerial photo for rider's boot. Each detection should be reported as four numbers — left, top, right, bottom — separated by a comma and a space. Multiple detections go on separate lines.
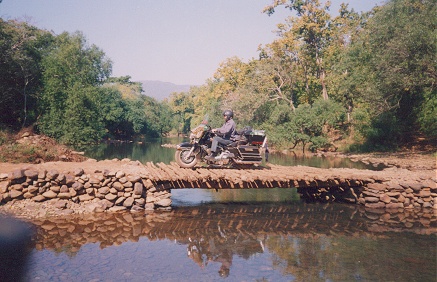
204, 152, 216, 161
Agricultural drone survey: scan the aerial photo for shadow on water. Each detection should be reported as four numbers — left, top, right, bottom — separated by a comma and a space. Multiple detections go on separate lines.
25, 203, 436, 281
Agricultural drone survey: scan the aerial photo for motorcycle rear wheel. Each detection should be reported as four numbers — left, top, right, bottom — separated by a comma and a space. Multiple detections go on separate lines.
175, 148, 198, 168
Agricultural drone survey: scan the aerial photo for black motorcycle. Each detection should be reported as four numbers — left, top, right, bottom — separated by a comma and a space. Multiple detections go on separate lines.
175, 122, 268, 168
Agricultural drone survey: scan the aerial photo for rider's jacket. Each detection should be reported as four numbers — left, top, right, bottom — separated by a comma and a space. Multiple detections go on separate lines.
215, 119, 236, 140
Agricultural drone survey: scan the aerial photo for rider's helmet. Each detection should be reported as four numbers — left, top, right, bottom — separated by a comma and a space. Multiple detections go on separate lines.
223, 110, 233, 120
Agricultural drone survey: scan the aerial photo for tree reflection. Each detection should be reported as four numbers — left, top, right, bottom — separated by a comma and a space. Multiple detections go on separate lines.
29, 203, 436, 279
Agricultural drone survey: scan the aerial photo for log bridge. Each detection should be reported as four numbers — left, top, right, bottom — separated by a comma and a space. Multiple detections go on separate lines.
0, 160, 435, 212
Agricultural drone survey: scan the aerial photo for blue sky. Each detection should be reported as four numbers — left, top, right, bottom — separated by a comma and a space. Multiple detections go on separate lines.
1, 0, 383, 85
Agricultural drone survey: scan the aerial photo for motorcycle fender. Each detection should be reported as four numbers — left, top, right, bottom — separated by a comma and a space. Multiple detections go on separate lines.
176, 142, 193, 150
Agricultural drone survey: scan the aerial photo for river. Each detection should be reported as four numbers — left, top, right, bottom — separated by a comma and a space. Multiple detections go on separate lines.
22, 138, 436, 281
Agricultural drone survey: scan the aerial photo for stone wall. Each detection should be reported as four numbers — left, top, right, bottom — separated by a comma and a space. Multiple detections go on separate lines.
0, 167, 172, 213
299, 178, 437, 210
1, 165, 436, 214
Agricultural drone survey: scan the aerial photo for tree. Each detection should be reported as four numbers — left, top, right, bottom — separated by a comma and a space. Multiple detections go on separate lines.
343, 0, 436, 145
0, 19, 53, 128
39, 31, 112, 143
263, 0, 334, 101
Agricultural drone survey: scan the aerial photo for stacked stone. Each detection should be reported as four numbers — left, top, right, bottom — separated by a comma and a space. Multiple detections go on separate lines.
0, 168, 172, 212
357, 180, 437, 210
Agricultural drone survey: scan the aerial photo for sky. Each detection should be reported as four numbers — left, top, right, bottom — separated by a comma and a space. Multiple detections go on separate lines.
1, 0, 383, 85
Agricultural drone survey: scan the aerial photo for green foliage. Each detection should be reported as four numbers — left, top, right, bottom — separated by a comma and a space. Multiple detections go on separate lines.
2, 0, 435, 150
38, 31, 111, 144
0, 19, 54, 128
344, 0, 436, 143
418, 89, 437, 139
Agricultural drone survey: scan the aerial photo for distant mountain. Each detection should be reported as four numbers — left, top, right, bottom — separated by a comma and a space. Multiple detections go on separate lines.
138, 80, 192, 101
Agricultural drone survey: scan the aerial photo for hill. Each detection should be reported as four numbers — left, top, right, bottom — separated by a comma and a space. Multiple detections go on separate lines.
138, 80, 192, 101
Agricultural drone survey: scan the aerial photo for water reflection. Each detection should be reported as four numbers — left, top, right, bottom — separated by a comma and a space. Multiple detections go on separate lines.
80, 138, 380, 170
26, 204, 436, 281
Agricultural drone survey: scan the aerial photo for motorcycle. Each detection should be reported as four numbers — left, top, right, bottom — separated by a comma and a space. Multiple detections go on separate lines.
175, 121, 268, 168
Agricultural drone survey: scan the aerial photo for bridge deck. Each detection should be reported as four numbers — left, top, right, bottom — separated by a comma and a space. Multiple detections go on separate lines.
143, 162, 386, 189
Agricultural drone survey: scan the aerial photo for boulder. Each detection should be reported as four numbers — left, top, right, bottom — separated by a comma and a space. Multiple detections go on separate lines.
155, 198, 172, 207
78, 194, 94, 202
42, 190, 57, 199
123, 197, 135, 207
134, 182, 143, 195
9, 190, 23, 199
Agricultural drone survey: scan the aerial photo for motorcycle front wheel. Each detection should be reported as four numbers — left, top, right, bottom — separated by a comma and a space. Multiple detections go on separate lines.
175, 148, 198, 168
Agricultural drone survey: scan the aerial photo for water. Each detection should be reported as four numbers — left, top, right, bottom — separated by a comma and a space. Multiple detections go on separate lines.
79, 137, 379, 170
21, 138, 436, 281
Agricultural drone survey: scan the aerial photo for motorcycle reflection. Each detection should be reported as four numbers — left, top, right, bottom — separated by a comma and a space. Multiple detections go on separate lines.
186, 225, 265, 277
175, 120, 268, 168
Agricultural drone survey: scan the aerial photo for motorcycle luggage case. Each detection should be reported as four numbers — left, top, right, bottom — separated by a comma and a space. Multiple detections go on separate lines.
244, 130, 265, 145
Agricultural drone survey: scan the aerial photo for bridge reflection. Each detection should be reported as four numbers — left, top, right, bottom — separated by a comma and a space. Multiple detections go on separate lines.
27, 203, 437, 280
31, 204, 436, 250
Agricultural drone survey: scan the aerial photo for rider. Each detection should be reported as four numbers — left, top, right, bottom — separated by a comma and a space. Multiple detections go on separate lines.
205, 110, 236, 160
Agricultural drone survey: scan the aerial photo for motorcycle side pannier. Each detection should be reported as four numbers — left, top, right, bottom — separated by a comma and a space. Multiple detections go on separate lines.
244, 129, 265, 146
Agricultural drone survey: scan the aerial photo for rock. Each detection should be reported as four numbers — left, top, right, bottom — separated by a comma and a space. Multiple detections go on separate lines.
105, 193, 117, 201
38, 170, 46, 179
9, 190, 23, 199
50, 186, 60, 193
89, 177, 101, 185
55, 200, 68, 209
65, 174, 75, 185
23, 192, 34, 199
24, 170, 39, 179
365, 202, 386, 209
123, 197, 135, 207
56, 174, 66, 183
133, 182, 143, 195
73, 168, 84, 176
112, 182, 124, 191
98, 187, 110, 194
143, 179, 155, 189
122, 181, 133, 188
57, 192, 71, 199
60, 185, 69, 193
364, 197, 380, 203
28, 185, 38, 193
42, 190, 57, 199
69, 188, 77, 197
10, 169, 25, 179
131, 205, 144, 212
386, 203, 404, 209
108, 206, 127, 212
127, 175, 141, 183
115, 171, 125, 179
99, 199, 114, 209
72, 182, 84, 191
78, 194, 94, 202
9, 184, 23, 191
115, 196, 126, 205
155, 198, 172, 207
33, 195, 46, 202
366, 183, 387, 191
46, 170, 59, 180
419, 189, 431, 198
410, 183, 424, 192
380, 194, 391, 204
134, 198, 146, 206
0, 182, 8, 193
0, 173, 8, 180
